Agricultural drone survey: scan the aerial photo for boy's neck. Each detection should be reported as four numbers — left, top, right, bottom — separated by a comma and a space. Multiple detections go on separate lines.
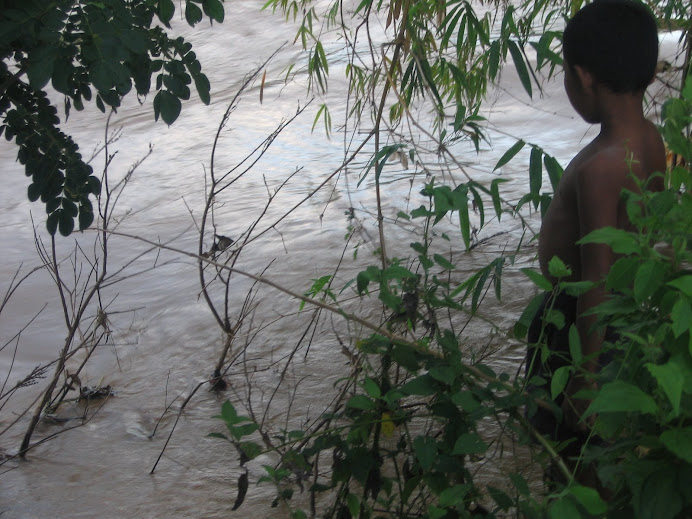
596, 89, 647, 139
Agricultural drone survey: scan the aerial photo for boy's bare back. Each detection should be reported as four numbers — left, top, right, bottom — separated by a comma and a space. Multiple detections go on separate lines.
539, 120, 666, 284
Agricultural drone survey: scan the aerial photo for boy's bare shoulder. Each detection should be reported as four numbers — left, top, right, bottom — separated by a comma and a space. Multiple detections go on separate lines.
573, 146, 632, 200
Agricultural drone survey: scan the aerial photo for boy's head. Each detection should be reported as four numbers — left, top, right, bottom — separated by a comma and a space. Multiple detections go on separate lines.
563, 0, 658, 93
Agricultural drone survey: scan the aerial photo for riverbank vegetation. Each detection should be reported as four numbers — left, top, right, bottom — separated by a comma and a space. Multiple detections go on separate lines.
1, 0, 691, 517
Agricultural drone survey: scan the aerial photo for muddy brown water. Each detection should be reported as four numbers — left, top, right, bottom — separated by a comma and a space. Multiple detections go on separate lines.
0, 4, 683, 516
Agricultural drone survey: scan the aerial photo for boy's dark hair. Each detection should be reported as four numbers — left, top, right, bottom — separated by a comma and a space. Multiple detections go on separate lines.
563, 0, 658, 93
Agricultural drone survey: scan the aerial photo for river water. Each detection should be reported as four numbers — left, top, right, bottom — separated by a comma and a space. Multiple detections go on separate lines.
0, 2, 684, 517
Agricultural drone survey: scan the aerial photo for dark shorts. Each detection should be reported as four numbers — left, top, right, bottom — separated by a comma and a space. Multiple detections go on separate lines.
525, 291, 616, 458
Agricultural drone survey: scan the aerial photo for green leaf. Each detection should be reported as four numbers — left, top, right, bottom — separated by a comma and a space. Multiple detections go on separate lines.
438, 484, 472, 507
514, 293, 544, 340
508, 40, 532, 98
413, 436, 437, 471
547, 256, 571, 279
433, 254, 455, 270
660, 427, 692, 464
668, 275, 692, 298
490, 178, 508, 221
239, 441, 262, 461
569, 485, 607, 515
543, 154, 563, 191
634, 259, 664, 302
218, 400, 240, 424
455, 185, 471, 250
363, 377, 381, 398
27, 45, 58, 90
548, 496, 580, 519
521, 268, 552, 291
488, 39, 501, 80
493, 139, 525, 171
637, 469, 683, 519
58, 210, 75, 237
193, 73, 211, 105
671, 297, 692, 338
401, 375, 438, 396
529, 146, 542, 205
583, 380, 657, 418
487, 486, 513, 510
185, 1, 203, 25
158, 0, 175, 26
646, 360, 684, 416
578, 227, 640, 254
606, 257, 639, 291
153, 90, 182, 125
346, 395, 376, 410
551, 366, 571, 400
568, 324, 582, 364
346, 494, 360, 518
451, 391, 481, 412
452, 432, 488, 455
203, 0, 225, 23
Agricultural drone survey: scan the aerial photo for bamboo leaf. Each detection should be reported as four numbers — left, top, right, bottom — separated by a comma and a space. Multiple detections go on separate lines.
508, 40, 532, 98
493, 140, 525, 171
529, 146, 542, 207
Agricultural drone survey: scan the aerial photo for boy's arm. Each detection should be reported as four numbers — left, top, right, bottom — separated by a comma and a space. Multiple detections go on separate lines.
564, 154, 624, 427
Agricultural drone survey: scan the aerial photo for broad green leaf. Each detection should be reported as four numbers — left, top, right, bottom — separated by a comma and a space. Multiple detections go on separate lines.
636, 469, 683, 519
27, 45, 58, 90
521, 268, 552, 291
58, 210, 75, 237
514, 293, 544, 340
158, 0, 175, 25
346, 494, 360, 518
551, 366, 571, 400
363, 377, 381, 398
438, 484, 472, 507
646, 360, 684, 416
668, 275, 692, 298
583, 380, 657, 418
606, 257, 639, 291
429, 366, 456, 385
493, 139, 525, 171
193, 73, 211, 105
185, 1, 203, 25
660, 427, 692, 463
203, 0, 225, 22
569, 485, 607, 515
433, 254, 455, 270
452, 432, 488, 455
153, 89, 182, 125
634, 259, 664, 302
487, 486, 513, 510
548, 495, 580, 519
401, 375, 438, 396
346, 395, 376, 410
671, 297, 692, 338
508, 40, 532, 98
413, 436, 437, 471
548, 256, 572, 279
578, 227, 640, 254
451, 391, 481, 412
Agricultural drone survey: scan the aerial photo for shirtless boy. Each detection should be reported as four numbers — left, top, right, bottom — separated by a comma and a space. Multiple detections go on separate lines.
527, 0, 666, 444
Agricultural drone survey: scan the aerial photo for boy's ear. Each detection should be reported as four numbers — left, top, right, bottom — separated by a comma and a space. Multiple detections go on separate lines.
573, 65, 594, 92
